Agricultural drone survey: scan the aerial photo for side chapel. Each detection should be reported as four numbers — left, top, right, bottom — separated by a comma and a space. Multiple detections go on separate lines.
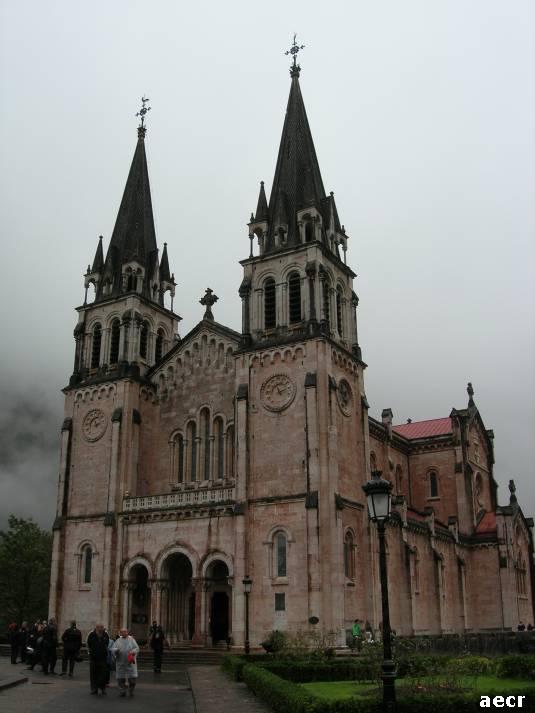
49, 47, 534, 646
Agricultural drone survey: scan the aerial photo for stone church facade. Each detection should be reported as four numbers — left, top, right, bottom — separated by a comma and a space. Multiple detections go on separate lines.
49, 59, 534, 647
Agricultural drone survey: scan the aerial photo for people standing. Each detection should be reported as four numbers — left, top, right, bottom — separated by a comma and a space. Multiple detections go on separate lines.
7, 623, 19, 664
351, 619, 362, 651
112, 628, 140, 697
19, 622, 29, 664
150, 624, 167, 673
87, 624, 110, 695
41, 618, 58, 674
61, 621, 82, 677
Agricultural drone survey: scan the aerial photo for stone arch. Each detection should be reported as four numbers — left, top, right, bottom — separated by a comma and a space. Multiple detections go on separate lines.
200, 550, 234, 579
122, 555, 154, 581
155, 543, 200, 580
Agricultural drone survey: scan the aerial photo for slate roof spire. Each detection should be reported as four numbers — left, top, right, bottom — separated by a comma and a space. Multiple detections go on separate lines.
91, 235, 104, 273
98, 101, 159, 300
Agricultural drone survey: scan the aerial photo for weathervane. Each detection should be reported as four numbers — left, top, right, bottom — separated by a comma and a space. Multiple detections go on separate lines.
136, 96, 151, 130
285, 33, 305, 77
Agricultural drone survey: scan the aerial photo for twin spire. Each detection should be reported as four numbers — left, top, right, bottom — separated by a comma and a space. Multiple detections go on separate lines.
249, 35, 348, 259
85, 96, 175, 308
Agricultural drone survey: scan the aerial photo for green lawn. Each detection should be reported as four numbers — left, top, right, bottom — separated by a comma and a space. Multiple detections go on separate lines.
302, 676, 535, 702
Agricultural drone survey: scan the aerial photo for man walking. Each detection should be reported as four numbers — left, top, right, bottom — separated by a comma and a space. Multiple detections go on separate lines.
150, 624, 167, 673
61, 621, 82, 677
87, 624, 110, 695
112, 628, 140, 697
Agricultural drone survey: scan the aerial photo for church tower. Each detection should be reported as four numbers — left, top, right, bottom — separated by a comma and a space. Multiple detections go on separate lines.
235, 40, 371, 644
49, 102, 181, 630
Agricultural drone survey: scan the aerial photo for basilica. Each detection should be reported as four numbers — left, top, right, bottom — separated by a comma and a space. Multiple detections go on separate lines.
49, 50, 534, 647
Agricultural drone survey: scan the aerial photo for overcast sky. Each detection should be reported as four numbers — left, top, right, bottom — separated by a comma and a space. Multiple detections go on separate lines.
0, 0, 533, 529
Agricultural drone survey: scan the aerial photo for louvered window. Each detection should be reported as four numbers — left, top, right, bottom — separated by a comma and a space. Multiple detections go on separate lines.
91, 324, 102, 368
288, 272, 301, 323
109, 319, 120, 364
264, 278, 276, 329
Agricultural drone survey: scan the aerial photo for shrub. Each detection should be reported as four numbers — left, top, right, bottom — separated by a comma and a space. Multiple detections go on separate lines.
259, 659, 379, 683
221, 654, 248, 681
242, 663, 321, 713
261, 629, 288, 654
495, 655, 535, 680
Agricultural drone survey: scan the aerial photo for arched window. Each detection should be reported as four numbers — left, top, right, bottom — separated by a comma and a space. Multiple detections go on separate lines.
126, 270, 136, 292
336, 287, 344, 337
288, 271, 301, 324
91, 323, 102, 369
414, 547, 420, 592
429, 470, 439, 498
322, 278, 330, 323
264, 278, 276, 330
226, 424, 235, 479
82, 545, 92, 584
370, 452, 377, 473
175, 434, 184, 482
140, 321, 149, 359
305, 221, 313, 242
187, 421, 197, 482
109, 319, 120, 365
200, 408, 210, 481
214, 417, 224, 480
155, 329, 164, 362
276, 532, 287, 577
344, 530, 355, 579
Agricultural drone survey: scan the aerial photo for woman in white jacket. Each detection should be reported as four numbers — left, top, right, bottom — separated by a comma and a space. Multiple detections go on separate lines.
112, 629, 140, 697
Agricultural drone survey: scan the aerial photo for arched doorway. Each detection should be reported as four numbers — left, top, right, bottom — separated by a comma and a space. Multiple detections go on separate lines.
129, 564, 150, 643
206, 560, 231, 645
162, 553, 194, 643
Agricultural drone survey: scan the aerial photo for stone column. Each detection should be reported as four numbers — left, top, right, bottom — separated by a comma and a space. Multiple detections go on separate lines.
306, 262, 317, 323
121, 582, 135, 629
191, 578, 205, 646
239, 280, 251, 337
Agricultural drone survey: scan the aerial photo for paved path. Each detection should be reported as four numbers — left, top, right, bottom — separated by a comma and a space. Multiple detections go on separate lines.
0, 659, 270, 712
190, 666, 270, 713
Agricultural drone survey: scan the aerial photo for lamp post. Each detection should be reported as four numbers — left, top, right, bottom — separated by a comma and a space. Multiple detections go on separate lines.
243, 576, 252, 655
362, 470, 396, 712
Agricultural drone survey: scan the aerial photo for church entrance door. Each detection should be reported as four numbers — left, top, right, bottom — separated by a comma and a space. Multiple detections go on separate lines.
162, 552, 193, 644
205, 560, 231, 646
210, 591, 229, 642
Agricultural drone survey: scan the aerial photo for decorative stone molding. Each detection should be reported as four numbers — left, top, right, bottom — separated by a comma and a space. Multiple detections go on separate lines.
82, 409, 108, 442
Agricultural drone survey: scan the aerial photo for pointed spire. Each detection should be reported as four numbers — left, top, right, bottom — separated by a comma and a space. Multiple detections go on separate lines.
255, 181, 269, 221
100, 114, 158, 299
266, 51, 326, 249
91, 235, 104, 273
160, 242, 171, 282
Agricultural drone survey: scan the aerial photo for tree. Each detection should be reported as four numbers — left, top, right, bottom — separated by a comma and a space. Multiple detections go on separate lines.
0, 516, 52, 632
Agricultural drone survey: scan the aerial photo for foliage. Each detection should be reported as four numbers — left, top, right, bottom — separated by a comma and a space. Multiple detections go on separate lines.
495, 655, 535, 680
0, 516, 52, 631
242, 662, 322, 713
260, 628, 338, 659
261, 629, 288, 654
261, 660, 380, 683
221, 653, 247, 680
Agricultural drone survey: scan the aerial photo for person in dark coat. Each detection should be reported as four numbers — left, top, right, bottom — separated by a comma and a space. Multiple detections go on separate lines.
150, 624, 167, 673
26, 622, 43, 670
41, 618, 58, 674
61, 621, 82, 676
7, 623, 19, 664
19, 622, 29, 663
87, 624, 110, 695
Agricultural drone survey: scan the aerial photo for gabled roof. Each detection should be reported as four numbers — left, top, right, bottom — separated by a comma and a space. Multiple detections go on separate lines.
393, 417, 452, 440
475, 511, 497, 535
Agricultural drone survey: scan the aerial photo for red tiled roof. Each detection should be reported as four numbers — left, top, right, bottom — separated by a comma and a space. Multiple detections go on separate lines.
476, 512, 497, 535
393, 417, 452, 440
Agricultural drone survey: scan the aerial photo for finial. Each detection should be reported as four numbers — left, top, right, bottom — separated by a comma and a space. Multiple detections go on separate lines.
200, 287, 218, 321
467, 382, 475, 405
136, 96, 151, 138
285, 33, 305, 77
509, 479, 518, 506
407, 418, 412, 424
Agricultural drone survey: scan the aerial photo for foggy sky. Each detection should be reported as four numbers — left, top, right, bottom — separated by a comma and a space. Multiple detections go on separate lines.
0, 0, 533, 529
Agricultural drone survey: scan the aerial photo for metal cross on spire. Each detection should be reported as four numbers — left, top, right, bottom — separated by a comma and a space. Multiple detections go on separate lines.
136, 96, 151, 134
285, 33, 305, 77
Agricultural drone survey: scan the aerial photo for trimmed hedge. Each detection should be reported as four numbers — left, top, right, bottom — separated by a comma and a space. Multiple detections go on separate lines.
495, 655, 535, 680
239, 662, 534, 713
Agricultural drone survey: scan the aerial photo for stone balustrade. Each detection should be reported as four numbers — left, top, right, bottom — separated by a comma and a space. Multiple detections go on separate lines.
123, 484, 236, 512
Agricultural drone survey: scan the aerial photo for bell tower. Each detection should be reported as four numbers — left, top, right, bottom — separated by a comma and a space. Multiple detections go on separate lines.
239, 38, 361, 360
235, 40, 369, 645
71, 98, 180, 387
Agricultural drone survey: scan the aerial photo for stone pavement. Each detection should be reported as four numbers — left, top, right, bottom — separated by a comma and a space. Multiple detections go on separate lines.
0, 658, 269, 712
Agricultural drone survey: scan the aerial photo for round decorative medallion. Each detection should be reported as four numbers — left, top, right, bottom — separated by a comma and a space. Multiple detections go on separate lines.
260, 374, 296, 412
337, 378, 353, 416
82, 409, 108, 442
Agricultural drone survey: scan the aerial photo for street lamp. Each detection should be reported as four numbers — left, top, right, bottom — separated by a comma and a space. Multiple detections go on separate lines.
243, 576, 252, 655
362, 470, 396, 712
